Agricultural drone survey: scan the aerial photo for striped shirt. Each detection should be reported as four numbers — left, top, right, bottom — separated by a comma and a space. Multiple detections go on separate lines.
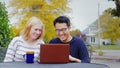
4, 36, 44, 62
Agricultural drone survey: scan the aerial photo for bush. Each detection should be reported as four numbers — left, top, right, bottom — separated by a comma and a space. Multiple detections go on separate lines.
0, 2, 13, 47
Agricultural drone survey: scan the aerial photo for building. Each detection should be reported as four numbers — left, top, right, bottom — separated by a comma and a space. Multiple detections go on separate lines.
82, 20, 111, 46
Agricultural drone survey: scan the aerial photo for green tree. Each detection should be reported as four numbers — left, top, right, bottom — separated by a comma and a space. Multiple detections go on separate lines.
0, 2, 13, 47
9, 0, 71, 43
110, 0, 120, 17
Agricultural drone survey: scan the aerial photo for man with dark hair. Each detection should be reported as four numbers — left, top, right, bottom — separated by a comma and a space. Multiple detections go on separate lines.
49, 16, 90, 63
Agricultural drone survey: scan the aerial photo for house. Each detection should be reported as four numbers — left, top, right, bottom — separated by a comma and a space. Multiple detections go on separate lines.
82, 20, 111, 46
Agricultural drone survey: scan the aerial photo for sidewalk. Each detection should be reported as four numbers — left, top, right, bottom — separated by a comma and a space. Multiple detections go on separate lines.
91, 50, 120, 61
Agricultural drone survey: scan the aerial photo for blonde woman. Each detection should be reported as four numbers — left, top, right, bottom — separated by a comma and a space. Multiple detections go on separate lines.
4, 16, 45, 62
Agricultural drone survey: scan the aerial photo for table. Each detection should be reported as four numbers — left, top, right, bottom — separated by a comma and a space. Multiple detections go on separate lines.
0, 62, 109, 68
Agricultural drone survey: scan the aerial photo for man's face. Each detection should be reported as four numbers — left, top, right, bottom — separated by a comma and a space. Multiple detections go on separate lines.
55, 23, 70, 42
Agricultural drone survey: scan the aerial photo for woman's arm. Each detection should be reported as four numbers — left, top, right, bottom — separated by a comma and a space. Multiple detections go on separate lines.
4, 38, 18, 62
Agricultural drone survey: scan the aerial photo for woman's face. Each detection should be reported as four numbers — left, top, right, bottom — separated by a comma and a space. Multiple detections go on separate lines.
29, 24, 42, 40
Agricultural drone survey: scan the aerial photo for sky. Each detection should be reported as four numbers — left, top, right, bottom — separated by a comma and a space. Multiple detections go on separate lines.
68, 0, 115, 31
0, 0, 115, 31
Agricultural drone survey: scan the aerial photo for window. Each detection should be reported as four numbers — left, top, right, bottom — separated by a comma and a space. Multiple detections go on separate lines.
91, 37, 95, 43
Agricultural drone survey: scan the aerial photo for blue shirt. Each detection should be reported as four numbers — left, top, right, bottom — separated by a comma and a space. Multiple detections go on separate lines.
49, 36, 90, 63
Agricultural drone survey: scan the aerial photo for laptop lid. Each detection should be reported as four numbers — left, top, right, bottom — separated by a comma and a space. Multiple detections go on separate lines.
40, 44, 70, 64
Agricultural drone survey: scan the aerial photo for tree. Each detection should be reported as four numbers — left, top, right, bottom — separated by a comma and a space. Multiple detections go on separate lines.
109, 0, 120, 17
100, 0, 120, 44
70, 29, 81, 37
100, 9, 120, 44
9, 0, 71, 43
0, 2, 13, 47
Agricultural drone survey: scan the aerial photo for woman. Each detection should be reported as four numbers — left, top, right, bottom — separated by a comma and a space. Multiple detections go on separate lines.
4, 16, 45, 62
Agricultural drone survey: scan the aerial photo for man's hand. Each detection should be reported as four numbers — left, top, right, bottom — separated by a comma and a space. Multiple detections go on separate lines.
69, 55, 81, 62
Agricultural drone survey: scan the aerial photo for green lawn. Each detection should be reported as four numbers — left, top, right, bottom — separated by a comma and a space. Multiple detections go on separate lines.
92, 45, 120, 50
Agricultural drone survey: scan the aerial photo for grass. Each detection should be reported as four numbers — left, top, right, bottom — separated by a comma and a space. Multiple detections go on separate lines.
92, 45, 120, 50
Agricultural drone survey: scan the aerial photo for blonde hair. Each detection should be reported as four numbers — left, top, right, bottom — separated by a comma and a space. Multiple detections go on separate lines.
21, 16, 45, 41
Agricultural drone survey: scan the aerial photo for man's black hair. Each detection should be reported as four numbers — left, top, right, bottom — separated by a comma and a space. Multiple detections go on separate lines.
53, 16, 70, 27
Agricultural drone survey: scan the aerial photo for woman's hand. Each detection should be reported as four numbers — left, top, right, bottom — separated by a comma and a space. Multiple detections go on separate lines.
69, 55, 81, 62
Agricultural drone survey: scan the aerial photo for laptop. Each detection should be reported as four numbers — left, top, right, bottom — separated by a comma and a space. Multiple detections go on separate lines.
40, 44, 70, 64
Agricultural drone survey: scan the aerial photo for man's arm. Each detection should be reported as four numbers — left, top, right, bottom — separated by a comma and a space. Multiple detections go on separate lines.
78, 39, 90, 63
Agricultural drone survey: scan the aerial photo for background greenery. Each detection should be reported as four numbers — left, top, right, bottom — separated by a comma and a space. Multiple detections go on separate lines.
9, 0, 71, 43
92, 45, 120, 50
0, 2, 13, 47
100, 0, 120, 44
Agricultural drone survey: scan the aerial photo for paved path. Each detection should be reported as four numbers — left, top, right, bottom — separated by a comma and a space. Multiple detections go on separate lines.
91, 50, 120, 61
91, 59, 120, 68
91, 50, 120, 68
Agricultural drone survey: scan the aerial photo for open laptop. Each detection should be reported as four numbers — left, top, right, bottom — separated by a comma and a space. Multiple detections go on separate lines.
40, 44, 70, 64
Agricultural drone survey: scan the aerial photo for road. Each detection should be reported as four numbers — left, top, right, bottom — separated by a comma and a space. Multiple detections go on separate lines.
91, 58, 120, 68
91, 50, 120, 68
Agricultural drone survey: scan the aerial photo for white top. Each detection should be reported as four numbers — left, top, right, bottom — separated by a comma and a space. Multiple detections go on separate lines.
4, 36, 44, 62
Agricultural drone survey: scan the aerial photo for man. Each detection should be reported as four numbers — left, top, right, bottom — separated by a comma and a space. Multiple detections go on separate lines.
49, 16, 90, 63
